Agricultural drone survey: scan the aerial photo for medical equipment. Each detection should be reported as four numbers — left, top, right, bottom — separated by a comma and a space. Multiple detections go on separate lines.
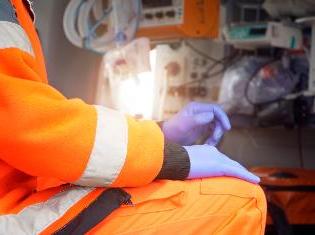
63, 0, 141, 53
137, 0, 220, 41
263, 0, 315, 19
224, 22, 303, 50
151, 41, 229, 120
63, 0, 220, 53
296, 17, 315, 96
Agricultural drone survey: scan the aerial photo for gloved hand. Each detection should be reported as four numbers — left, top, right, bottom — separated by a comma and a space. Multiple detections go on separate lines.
184, 145, 260, 184
162, 102, 231, 146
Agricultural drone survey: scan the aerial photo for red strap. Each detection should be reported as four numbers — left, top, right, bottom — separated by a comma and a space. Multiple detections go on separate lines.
11, 0, 48, 82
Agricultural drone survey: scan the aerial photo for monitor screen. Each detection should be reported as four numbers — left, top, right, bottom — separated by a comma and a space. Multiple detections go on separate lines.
142, 0, 172, 8
249, 27, 267, 36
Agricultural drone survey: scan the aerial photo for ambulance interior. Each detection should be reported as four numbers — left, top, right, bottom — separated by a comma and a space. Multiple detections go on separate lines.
33, 0, 315, 234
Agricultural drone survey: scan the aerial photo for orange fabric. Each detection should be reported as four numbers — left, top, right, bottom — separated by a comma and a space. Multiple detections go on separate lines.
0, 1, 98, 186
92, 178, 266, 235
0, 164, 64, 214
36, 176, 66, 191
39, 178, 267, 235
1, 0, 164, 190
0, 164, 36, 214
40, 188, 105, 235
0, 0, 164, 219
11, 0, 47, 82
0, 48, 97, 183
111, 117, 164, 187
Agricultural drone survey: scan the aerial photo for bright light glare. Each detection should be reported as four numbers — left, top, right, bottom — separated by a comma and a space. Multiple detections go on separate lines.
118, 50, 156, 119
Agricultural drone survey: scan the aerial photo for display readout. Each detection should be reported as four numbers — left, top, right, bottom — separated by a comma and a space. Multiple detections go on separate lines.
142, 0, 172, 8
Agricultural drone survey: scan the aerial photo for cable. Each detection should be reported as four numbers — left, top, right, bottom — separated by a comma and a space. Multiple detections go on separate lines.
184, 41, 225, 64
297, 125, 305, 168
205, 51, 240, 74
176, 68, 227, 88
176, 52, 241, 88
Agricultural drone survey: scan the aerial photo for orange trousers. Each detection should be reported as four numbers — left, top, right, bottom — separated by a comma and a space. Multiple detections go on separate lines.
88, 178, 267, 235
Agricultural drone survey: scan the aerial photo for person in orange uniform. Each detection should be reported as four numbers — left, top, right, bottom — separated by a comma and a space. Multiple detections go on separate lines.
0, 0, 267, 234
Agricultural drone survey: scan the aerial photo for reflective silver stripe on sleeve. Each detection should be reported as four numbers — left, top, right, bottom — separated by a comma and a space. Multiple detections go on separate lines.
0, 187, 93, 235
0, 21, 34, 55
75, 105, 128, 187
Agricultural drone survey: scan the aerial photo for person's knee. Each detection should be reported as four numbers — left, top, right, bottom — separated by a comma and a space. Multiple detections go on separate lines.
186, 178, 267, 233
254, 183, 267, 213
197, 177, 267, 211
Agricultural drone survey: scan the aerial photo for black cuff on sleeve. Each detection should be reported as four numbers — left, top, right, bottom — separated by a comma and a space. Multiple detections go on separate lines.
155, 142, 190, 180
157, 121, 164, 130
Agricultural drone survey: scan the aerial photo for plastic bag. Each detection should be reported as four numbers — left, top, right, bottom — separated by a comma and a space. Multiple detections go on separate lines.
247, 59, 299, 105
105, 37, 151, 79
218, 56, 299, 115
219, 57, 267, 114
103, 37, 152, 117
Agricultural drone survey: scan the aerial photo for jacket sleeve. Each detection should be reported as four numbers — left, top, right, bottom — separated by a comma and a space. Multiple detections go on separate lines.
0, 47, 168, 187
0, 6, 169, 187
0, 0, 191, 188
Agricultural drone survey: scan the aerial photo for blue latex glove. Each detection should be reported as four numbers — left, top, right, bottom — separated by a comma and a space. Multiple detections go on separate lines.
163, 102, 231, 146
184, 145, 260, 184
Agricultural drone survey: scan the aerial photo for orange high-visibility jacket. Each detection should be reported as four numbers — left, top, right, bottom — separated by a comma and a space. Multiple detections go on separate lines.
0, 1, 268, 234
0, 0, 173, 233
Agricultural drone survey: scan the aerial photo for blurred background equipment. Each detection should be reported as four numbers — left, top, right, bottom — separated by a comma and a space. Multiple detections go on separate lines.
150, 40, 228, 120
63, 0, 220, 54
296, 17, 315, 96
137, 0, 220, 41
63, 0, 221, 119
263, 0, 315, 19
223, 22, 303, 50
63, 0, 141, 53
55, 0, 315, 128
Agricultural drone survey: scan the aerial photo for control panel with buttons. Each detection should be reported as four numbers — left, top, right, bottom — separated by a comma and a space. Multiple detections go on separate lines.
152, 42, 224, 119
140, 0, 184, 28
137, 0, 219, 41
